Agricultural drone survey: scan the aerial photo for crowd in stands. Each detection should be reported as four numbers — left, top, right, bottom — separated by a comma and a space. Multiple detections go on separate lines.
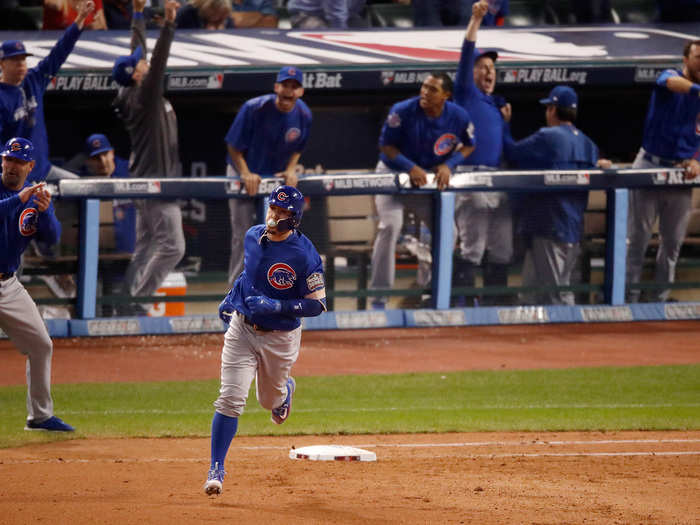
2, 0, 700, 31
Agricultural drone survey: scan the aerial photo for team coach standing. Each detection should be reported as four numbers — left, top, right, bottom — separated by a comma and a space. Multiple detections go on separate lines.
112, 0, 186, 314
0, 137, 74, 432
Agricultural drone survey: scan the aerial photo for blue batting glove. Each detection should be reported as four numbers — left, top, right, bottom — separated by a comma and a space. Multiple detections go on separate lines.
245, 295, 282, 315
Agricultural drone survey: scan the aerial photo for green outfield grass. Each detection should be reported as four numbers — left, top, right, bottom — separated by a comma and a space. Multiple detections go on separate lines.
1, 365, 698, 448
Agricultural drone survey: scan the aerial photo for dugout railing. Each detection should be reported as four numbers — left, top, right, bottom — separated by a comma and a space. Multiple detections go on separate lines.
40, 165, 700, 325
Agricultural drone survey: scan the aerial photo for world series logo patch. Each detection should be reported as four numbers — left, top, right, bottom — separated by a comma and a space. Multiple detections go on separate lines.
19, 207, 38, 236
268, 262, 296, 289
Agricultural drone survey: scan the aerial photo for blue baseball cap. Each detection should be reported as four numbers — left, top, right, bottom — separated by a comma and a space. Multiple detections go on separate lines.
474, 48, 498, 64
539, 85, 578, 109
0, 40, 33, 59
112, 46, 143, 87
276, 66, 303, 85
1, 137, 34, 162
85, 133, 113, 157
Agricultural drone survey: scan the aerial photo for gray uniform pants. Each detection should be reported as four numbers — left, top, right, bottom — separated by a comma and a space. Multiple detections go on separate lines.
626, 149, 693, 302
214, 312, 301, 418
124, 199, 185, 297
226, 164, 260, 286
520, 236, 580, 306
455, 191, 513, 265
0, 276, 54, 422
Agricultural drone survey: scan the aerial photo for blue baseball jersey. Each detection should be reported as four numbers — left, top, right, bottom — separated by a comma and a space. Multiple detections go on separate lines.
641, 69, 700, 160
229, 224, 324, 331
379, 96, 475, 171
225, 94, 312, 175
0, 179, 61, 273
504, 124, 599, 243
0, 24, 83, 183
453, 40, 505, 167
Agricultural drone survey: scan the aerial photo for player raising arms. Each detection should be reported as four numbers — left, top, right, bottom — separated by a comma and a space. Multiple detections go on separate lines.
204, 185, 326, 496
0, 138, 74, 432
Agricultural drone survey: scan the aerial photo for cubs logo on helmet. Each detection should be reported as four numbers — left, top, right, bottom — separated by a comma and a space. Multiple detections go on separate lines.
10, 141, 22, 152
19, 208, 38, 236
268, 263, 296, 289
277, 190, 289, 201
433, 133, 458, 156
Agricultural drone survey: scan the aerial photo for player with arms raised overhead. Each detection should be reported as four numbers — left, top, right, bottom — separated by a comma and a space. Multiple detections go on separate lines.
0, 137, 74, 432
204, 185, 326, 496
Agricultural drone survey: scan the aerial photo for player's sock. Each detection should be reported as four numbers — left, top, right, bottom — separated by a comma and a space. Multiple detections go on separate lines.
210, 411, 238, 470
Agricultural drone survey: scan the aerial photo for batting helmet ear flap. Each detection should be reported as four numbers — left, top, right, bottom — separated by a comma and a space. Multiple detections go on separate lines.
268, 185, 304, 231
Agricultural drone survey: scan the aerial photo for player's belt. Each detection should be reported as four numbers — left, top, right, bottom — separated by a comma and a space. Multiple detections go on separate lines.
642, 150, 681, 168
0, 272, 14, 281
237, 311, 274, 332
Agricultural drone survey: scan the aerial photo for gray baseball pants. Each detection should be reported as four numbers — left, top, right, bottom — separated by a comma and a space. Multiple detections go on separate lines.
0, 276, 54, 422
520, 236, 580, 305
124, 199, 185, 297
626, 149, 693, 302
454, 191, 513, 265
214, 312, 301, 418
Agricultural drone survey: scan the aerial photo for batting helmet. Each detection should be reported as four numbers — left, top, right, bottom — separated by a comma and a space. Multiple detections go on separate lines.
1, 137, 34, 162
268, 185, 304, 232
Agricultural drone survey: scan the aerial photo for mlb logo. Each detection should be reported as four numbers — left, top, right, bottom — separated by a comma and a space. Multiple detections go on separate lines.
381, 71, 395, 86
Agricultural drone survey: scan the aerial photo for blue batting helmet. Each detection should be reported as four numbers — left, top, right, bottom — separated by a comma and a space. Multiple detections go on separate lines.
268, 185, 304, 232
1, 137, 34, 162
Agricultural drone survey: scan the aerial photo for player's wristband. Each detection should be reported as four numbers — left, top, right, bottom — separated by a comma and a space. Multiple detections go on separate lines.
280, 298, 327, 317
390, 153, 417, 173
691, 83, 700, 98
444, 151, 466, 171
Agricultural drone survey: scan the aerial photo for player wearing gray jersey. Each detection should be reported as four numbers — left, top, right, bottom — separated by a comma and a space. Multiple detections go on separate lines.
111, 0, 185, 312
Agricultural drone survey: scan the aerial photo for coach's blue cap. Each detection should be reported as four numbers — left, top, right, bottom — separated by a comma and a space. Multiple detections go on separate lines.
85, 133, 113, 157
539, 85, 578, 109
112, 45, 143, 87
276, 66, 303, 85
1, 137, 34, 162
0, 40, 33, 59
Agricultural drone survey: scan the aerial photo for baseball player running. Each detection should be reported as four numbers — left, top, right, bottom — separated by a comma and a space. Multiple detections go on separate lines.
452, 0, 512, 306
204, 185, 326, 496
0, 137, 74, 432
626, 39, 700, 302
0, 0, 95, 183
225, 66, 311, 285
111, 0, 186, 312
369, 72, 476, 309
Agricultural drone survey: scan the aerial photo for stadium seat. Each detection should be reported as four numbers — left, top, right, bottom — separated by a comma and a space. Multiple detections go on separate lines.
367, 3, 414, 28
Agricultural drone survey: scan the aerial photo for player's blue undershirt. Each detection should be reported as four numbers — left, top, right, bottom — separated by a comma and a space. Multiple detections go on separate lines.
225, 94, 312, 176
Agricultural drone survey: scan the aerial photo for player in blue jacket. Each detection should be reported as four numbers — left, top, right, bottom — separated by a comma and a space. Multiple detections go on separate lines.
370, 72, 476, 309
0, 0, 95, 184
204, 185, 326, 496
626, 39, 700, 303
503, 86, 600, 306
225, 66, 312, 285
452, 0, 512, 306
0, 137, 74, 432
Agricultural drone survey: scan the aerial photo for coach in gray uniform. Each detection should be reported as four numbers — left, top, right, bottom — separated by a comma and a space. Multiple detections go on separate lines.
111, 0, 185, 312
